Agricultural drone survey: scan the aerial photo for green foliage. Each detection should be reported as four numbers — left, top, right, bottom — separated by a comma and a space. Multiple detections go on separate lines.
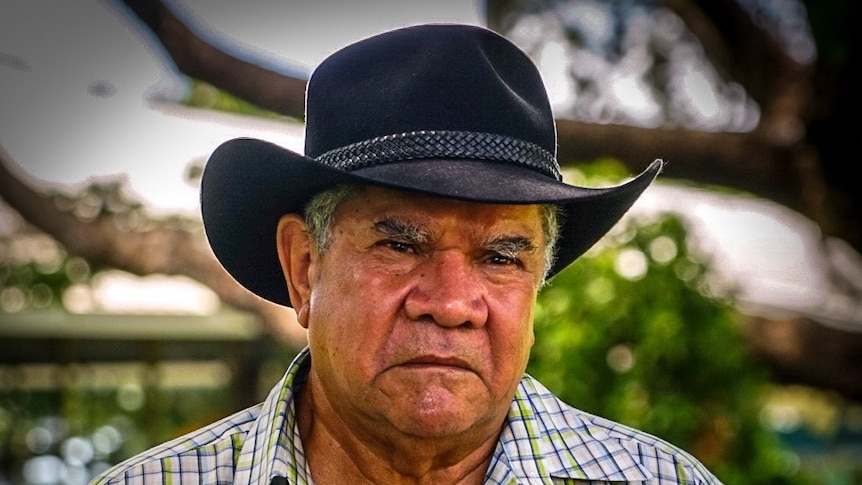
0, 384, 235, 482
183, 80, 283, 118
0, 180, 200, 313
0, 180, 139, 311
0, 227, 87, 312
803, 0, 856, 67
528, 162, 813, 484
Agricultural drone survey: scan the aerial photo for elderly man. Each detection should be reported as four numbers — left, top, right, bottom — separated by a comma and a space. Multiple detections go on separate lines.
92, 24, 721, 484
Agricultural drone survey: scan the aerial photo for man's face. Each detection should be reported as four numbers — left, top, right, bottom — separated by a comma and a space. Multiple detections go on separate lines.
299, 186, 545, 441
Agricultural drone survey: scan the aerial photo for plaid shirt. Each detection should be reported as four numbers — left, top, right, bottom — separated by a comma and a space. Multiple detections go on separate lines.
91, 348, 722, 484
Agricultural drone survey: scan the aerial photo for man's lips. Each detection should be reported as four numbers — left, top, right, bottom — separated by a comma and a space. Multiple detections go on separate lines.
400, 356, 473, 371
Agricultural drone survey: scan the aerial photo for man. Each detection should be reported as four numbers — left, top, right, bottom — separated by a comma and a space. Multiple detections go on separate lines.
92, 24, 722, 484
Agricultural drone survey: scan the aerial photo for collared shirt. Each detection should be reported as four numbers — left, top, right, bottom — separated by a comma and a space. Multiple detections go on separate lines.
91, 348, 722, 484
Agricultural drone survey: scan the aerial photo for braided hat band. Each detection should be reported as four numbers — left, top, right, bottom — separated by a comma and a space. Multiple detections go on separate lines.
315, 130, 562, 182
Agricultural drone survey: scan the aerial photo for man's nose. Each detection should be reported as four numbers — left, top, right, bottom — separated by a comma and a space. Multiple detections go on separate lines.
403, 251, 489, 328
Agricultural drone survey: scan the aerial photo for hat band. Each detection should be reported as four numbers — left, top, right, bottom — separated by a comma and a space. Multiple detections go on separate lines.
315, 130, 562, 181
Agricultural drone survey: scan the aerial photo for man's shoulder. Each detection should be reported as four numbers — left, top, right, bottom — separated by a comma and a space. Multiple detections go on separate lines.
510, 375, 722, 484
578, 409, 721, 483
90, 405, 262, 485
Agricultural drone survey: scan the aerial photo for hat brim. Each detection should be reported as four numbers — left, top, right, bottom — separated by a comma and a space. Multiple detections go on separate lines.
201, 138, 662, 306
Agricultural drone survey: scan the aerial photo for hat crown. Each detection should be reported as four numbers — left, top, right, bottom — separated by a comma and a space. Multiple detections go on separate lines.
304, 24, 557, 165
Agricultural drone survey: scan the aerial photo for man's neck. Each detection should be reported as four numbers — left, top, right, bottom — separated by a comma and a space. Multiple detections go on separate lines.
296, 377, 499, 485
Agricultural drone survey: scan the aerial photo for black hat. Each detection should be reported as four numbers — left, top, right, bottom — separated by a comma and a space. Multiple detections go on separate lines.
201, 23, 662, 307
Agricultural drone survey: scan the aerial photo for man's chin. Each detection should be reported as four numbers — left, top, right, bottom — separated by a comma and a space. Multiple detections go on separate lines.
378, 383, 496, 439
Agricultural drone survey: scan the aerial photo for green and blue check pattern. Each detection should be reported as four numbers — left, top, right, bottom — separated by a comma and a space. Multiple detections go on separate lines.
91, 348, 721, 484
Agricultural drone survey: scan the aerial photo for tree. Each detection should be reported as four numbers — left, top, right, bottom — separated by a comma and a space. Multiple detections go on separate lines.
1, 0, 860, 400
529, 204, 808, 483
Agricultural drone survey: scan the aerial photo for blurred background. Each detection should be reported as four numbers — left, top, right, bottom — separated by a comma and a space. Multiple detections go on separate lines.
1, 1, 861, 484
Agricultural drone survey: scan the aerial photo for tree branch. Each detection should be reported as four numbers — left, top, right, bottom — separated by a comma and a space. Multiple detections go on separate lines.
555, 120, 803, 206
0, 144, 305, 345
664, 0, 808, 110
121, 0, 307, 119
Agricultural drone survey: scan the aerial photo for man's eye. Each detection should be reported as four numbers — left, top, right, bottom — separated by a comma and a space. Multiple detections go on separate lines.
487, 253, 519, 266
380, 240, 415, 253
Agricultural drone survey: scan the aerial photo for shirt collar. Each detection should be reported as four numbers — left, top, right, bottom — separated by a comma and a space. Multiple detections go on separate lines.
234, 347, 313, 485
496, 375, 653, 482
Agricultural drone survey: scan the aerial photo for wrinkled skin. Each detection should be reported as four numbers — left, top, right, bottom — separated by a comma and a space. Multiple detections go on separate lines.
276, 186, 547, 484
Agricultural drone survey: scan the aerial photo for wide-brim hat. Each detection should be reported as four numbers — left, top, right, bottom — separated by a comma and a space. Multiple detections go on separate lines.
201, 23, 662, 307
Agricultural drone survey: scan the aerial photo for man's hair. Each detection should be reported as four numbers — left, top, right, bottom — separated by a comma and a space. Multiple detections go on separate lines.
303, 184, 561, 284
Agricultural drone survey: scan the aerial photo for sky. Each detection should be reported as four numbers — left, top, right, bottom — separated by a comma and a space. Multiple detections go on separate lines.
0, 0, 858, 328
0, 0, 483, 214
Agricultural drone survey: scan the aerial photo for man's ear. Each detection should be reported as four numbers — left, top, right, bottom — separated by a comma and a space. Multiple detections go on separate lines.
276, 214, 314, 328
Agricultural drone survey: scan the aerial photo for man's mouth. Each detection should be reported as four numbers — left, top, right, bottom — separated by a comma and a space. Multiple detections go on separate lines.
401, 356, 472, 370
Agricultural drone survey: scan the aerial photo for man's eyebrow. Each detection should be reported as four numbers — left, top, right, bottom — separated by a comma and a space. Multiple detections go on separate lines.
484, 235, 538, 258
372, 217, 430, 243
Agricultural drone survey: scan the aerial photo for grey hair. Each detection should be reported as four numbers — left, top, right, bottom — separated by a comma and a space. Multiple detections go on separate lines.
303, 184, 561, 283
303, 184, 358, 253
